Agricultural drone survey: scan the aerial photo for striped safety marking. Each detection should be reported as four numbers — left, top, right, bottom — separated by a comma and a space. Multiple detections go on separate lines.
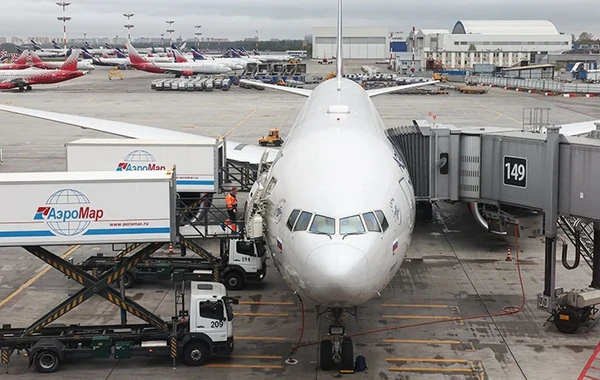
170, 337, 177, 359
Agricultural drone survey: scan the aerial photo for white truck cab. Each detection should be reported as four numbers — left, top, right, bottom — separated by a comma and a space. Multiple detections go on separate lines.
222, 239, 267, 290
183, 282, 238, 366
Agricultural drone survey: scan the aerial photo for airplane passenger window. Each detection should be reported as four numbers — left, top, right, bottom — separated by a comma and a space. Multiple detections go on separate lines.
309, 215, 335, 235
375, 210, 389, 232
294, 211, 313, 231
362, 212, 381, 232
287, 209, 301, 230
340, 215, 366, 235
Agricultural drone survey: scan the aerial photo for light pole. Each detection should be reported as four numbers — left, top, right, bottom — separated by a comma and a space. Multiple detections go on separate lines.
166, 20, 175, 45
255, 29, 259, 51
123, 13, 134, 41
83, 33, 86, 42
160, 33, 164, 48
56, 2, 71, 52
194, 25, 202, 49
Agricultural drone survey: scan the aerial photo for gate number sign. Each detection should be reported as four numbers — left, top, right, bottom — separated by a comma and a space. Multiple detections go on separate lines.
503, 156, 527, 188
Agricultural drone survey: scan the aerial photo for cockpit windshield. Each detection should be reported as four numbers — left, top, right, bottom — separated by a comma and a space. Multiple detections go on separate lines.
309, 215, 335, 235
340, 215, 366, 235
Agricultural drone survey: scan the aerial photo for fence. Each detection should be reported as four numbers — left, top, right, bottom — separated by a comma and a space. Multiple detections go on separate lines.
465, 76, 600, 94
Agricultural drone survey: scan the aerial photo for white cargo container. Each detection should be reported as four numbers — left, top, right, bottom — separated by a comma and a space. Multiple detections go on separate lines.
0, 171, 176, 246
65, 139, 220, 193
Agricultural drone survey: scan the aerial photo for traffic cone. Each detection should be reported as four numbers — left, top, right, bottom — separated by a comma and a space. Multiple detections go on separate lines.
168, 243, 174, 255
505, 248, 512, 261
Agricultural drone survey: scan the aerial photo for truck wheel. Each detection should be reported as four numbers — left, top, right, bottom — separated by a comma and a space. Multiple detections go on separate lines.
183, 342, 210, 366
122, 272, 134, 289
34, 350, 60, 373
224, 271, 244, 291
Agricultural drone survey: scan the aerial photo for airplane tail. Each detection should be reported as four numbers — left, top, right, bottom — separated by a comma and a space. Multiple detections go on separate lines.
335, 0, 343, 90
173, 49, 188, 63
126, 42, 148, 64
30, 40, 43, 51
178, 42, 187, 51
105, 43, 113, 49
52, 40, 62, 49
16, 46, 23, 54
252, 49, 260, 55
14, 50, 29, 65
85, 41, 93, 49
29, 50, 44, 64
190, 47, 205, 60
115, 49, 128, 59
81, 50, 94, 60
60, 49, 80, 71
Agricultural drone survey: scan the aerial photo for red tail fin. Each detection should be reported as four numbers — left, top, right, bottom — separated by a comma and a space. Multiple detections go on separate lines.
126, 42, 148, 65
29, 51, 43, 64
173, 49, 188, 63
14, 50, 29, 64
60, 49, 80, 71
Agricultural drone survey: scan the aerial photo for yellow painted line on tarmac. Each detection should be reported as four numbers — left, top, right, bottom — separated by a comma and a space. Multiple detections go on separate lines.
234, 312, 289, 317
238, 301, 294, 306
389, 367, 473, 373
387, 358, 469, 364
205, 364, 284, 369
383, 339, 462, 345
0, 245, 81, 310
479, 104, 522, 125
223, 109, 257, 138
382, 303, 449, 308
230, 355, 283, 360
236, 336, 287, 341
382, 315, 453, 320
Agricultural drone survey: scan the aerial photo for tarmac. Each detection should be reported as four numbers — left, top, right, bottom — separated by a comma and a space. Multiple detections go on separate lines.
0, 59, 600, 379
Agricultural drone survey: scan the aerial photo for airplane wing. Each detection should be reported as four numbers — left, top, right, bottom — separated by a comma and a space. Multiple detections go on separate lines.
239, 79, 312, 97
0, 104, 279, 164
366, 81, 439, 97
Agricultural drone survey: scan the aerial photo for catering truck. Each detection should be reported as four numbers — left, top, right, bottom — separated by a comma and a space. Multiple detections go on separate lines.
65, 139, 221, 193
0, 172, 239, 372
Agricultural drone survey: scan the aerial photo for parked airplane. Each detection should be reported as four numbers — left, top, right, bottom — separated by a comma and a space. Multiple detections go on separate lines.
80, 42, 116, 56
29, 51, 95, 71
191, 47, 259, 67
177, 48, 244, 71
126, 42, 231, 76
29, 40, 68, 57
0, 50, 85, 91
1, 0, 599, 372
0, 50, 30, 70
247, 48, 292, 62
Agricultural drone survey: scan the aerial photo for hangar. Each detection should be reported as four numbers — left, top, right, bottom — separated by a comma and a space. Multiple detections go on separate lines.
312, 27, 389, 59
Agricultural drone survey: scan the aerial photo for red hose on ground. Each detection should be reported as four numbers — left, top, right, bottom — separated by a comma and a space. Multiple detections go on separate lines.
289, 225, 526, 351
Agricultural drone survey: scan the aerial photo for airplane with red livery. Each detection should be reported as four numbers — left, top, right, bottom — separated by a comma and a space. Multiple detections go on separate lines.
0, 50, 30, 70
0, 50, 86, 91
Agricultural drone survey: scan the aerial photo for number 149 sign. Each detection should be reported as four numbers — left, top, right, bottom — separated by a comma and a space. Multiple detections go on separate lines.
503, 156, 527, 188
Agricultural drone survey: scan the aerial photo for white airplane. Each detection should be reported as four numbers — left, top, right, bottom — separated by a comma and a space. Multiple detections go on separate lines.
1, 0, 599, 372
172, 49, 244, 71
29, 50, 95, 71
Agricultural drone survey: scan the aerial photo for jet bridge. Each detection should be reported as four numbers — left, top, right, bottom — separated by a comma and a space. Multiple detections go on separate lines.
386, 121, 600, 330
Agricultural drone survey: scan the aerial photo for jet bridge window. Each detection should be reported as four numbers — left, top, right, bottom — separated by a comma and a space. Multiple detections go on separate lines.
309, 215, 335, 235
362, 212, 381, 232
340, 215, 366, 235
287, 209, 301, 230
293, 211, 313, 231
375, 210, 389, 232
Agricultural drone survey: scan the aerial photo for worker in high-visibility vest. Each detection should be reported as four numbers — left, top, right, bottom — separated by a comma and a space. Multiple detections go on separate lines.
224, 187, 238, 232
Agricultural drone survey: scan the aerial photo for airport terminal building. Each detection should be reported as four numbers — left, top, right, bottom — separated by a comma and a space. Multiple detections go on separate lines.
312, 27, 389, 59
406, 20, 571, 69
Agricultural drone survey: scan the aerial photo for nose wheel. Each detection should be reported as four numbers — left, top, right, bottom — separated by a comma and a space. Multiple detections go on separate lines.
318, 307, 356, 372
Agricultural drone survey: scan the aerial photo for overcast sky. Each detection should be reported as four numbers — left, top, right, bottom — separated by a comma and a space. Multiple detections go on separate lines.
2, 0, 599, 41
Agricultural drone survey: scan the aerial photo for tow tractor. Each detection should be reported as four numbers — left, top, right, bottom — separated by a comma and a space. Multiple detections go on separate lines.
77, 238, 267, 290
258, 128, 284, 147
545, 288, 600, 333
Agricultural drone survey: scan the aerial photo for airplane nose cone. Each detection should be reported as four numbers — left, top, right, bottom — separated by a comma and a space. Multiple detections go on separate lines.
303, 244, 370, 306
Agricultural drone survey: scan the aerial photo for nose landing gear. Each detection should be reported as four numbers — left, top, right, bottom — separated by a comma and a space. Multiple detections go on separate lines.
318, 306, 356, 372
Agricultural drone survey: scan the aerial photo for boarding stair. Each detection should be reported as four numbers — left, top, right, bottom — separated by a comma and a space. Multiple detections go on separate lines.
558, 216, 595, 269
578, 341, 600, 380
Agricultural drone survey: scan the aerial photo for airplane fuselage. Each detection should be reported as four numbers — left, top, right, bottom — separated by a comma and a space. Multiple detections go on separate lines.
249, 78, 415, 308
